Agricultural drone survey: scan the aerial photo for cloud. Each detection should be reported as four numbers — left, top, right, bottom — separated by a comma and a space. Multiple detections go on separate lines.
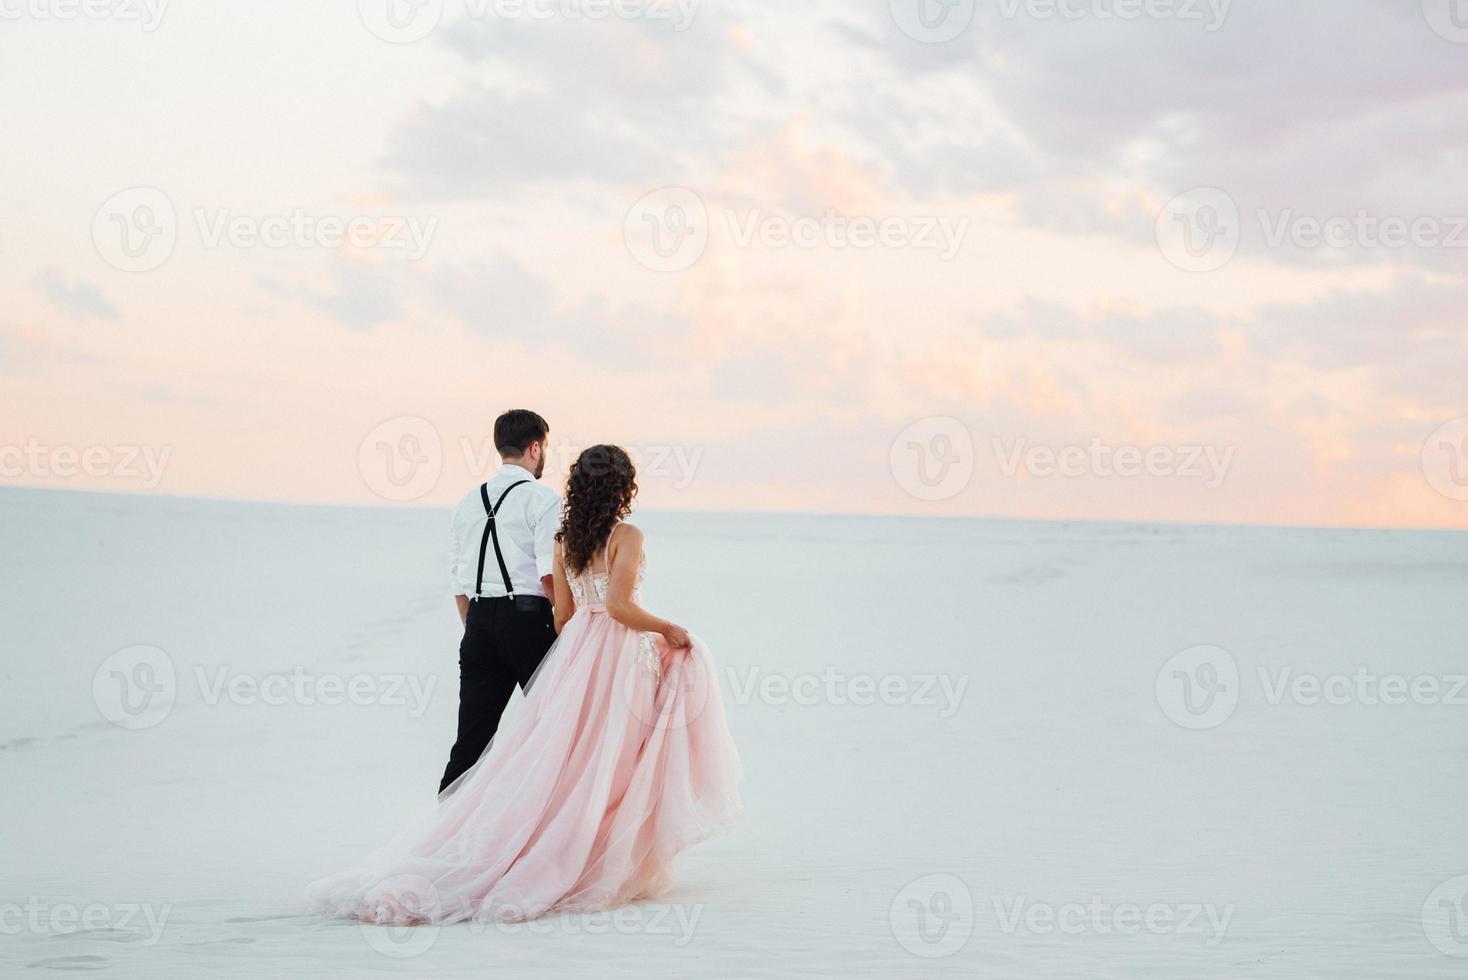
845, 1, 1465, 157
431, 254, 556, 337
976, 300, 1225, 365
258, 263, 404, 332
32, 270, 119, 321
429, 254, 693, 369
0, 322, 107, 375
818, 2, 1468, 269
384, 9, 780, 197
1245, 274, 1468, 404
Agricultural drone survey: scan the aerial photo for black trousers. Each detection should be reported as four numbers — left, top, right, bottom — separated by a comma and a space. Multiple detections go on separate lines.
438, 596, 556, 794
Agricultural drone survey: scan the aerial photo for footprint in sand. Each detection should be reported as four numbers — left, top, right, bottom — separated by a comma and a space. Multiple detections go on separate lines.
25, 955, 109, 971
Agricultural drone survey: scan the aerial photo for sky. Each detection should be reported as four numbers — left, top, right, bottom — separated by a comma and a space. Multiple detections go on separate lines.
2, 0, 1467, 527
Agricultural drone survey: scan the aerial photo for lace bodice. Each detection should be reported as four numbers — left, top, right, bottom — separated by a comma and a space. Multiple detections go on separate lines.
567, 548, 657, 673
566, 552, 645, 607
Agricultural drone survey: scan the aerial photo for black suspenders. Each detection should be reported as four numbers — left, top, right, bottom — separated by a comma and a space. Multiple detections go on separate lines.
475, 481, 531, 600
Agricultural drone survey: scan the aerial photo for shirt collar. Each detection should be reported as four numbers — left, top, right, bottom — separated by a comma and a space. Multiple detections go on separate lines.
497, 463, 535, 482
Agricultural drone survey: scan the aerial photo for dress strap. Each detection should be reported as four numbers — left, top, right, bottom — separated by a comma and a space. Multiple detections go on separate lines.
597, 522, 623, 578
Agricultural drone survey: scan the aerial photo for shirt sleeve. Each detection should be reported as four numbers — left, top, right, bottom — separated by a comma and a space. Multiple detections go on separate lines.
532, 491, 561, 580
449, 504, 465, 595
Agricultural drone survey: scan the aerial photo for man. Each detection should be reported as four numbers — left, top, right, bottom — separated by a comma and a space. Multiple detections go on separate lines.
440, 409, 561, 794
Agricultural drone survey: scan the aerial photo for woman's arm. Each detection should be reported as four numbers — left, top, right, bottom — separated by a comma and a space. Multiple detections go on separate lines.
552, 543, 575, 634
604, 525, 691, 650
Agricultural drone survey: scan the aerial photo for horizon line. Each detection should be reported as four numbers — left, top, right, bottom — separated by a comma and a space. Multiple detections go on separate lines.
3, 482, 1465, 537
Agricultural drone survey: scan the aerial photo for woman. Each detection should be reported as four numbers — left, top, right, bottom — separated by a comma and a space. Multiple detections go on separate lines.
306, 445, 741, 924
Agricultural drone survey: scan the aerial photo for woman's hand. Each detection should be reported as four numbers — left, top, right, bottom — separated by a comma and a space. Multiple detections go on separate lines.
661, 623, 692, 652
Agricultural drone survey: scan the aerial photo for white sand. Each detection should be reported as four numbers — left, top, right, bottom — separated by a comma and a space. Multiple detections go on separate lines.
2, 487, 1466, 977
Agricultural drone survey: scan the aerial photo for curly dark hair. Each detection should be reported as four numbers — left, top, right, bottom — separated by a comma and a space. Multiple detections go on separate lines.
557, 445, 638, 575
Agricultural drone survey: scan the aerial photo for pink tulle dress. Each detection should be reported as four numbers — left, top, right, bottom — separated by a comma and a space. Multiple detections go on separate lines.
306, 545, 742, 924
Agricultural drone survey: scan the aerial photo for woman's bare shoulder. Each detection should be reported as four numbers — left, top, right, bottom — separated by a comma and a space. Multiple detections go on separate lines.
611, 522, 644, 544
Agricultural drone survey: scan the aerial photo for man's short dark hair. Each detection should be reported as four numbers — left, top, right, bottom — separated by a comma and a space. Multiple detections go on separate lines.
494, 409, 549, 457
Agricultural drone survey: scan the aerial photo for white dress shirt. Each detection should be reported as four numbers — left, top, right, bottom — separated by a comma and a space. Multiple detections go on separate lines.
448, 464, 561, 598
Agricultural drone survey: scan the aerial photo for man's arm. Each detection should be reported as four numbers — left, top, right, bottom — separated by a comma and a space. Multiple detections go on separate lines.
449, 503, 468, 624
532, 491, 562, 602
